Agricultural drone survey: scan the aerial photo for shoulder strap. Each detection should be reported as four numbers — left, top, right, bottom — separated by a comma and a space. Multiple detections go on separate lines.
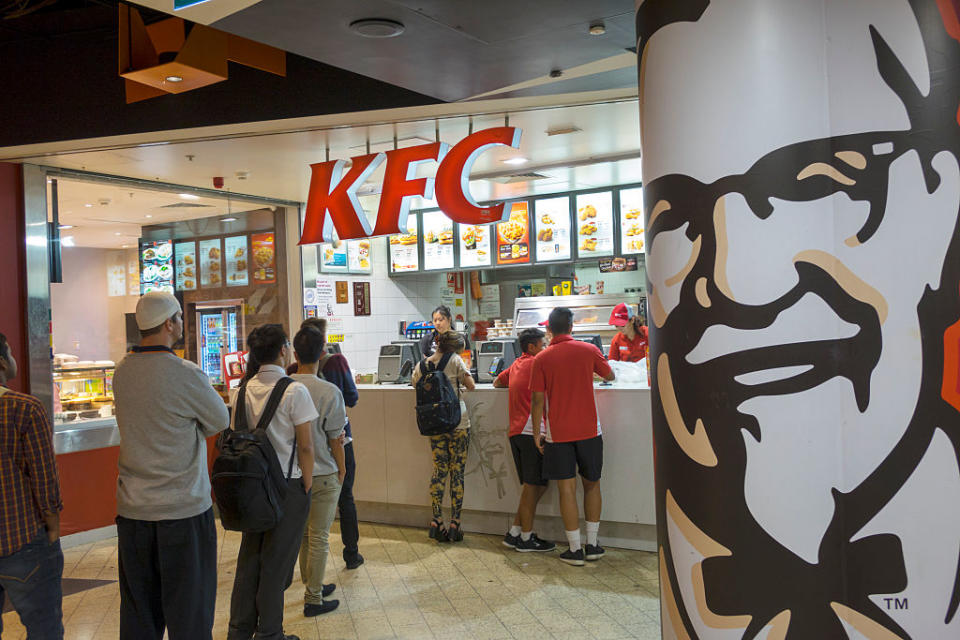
254, 377, 295, 433
234, 386, 250, 432
437, 351, 454, 372
421, 358, 434, 374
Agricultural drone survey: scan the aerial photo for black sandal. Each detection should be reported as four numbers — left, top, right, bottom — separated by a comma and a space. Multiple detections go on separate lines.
428, 518, 448, 542
447, 521, 463, 542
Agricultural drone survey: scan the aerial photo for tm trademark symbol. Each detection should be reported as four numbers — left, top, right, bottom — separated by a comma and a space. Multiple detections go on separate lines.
884, 597, 908, 610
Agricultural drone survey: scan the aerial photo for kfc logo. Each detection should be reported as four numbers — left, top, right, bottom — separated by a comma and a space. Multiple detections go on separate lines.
299, 127, 522, 245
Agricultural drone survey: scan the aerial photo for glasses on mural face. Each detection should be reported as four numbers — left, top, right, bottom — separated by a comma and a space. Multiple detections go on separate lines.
644, 129, 941, 247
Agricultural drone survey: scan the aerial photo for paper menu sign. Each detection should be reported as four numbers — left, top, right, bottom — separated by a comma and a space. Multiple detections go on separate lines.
140, 240, 174, 294
575, 192, 615, 258
319, 240, 348, 273
496, 202, 531, 265
389, 217, 419, 272
347, 239, 372, 273
175, 241, 197, 290
199, 239, 222, 288
251, 233, 277, 284
534, 196, 572, 262
422, 211, 454, 271
458, 223, 491, 268
619, 187, 645, 254
224, 236, 249, 286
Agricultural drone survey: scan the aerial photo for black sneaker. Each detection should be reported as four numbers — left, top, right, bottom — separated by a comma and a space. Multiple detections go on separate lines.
515, 534, 556, 553
503, 532, 521, 548
558, 548, 585, 566
322, 583, 336, 598
344, 553, 364, 570
303, 600, 339, 617
585, 544, 605, 561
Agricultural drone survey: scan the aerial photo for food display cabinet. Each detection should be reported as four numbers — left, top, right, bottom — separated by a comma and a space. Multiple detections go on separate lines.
53, 363, 115, 426
513, 293, 644, 354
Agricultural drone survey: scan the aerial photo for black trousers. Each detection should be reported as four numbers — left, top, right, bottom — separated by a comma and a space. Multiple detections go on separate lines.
338, 441, 360, 559
116, 507, 217, 640
227, 477, 311, 640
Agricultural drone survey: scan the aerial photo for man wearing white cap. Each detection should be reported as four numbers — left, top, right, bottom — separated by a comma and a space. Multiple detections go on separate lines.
112, 291, 230, 640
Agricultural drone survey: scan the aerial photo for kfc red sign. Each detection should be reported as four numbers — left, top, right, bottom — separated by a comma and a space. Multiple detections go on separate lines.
299, 127, 522, 245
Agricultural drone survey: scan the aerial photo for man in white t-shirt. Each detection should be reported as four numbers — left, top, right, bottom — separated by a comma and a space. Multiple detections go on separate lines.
227, 325, 317, 640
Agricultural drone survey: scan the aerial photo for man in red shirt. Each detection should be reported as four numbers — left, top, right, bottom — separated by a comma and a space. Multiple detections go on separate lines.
531, 308, 615, 566
0, 332, 64, 638
607, 303, 648, 362
494, 328, 555, 553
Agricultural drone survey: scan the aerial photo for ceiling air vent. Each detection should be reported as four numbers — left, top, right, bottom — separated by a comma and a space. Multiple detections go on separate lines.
158, 202, 214, 208
487, 172, 551, 185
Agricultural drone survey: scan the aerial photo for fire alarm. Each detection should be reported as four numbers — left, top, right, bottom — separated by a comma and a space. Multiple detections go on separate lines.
213, 177, 224, 189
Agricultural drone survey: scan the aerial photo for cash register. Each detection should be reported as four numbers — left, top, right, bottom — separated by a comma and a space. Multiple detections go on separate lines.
574, 334, 604, 352
476, 339, 521, 383
377, 340, 421, 384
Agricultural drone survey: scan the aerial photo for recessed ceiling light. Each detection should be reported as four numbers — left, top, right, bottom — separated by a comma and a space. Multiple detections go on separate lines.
145, 214, 153, 218
115, 232, 122, 236
178, 193, 199, 200
165, 75, 184, 83
589, 21, 606, 36
349, 18, 405, 38
84, 203, 93, 207
122, 244, 131, 248
61, 236, 75, 247
221, 217, 238, 222
546, 126, 582, 137
503, 157, 529, 166
58, 224, 74, 230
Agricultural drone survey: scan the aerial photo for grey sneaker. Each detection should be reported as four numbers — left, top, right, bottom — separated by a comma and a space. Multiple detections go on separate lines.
584, 544, 605, 561
503, 532, 521, 548
559, 548, 585, 566
515, 534, 557, 553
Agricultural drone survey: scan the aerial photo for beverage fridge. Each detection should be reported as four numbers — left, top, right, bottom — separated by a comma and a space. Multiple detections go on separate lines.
195, 300, 245, 386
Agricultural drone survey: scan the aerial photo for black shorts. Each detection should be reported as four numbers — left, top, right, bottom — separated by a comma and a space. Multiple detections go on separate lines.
543, 435, 603, 482
510, 434, 547, 486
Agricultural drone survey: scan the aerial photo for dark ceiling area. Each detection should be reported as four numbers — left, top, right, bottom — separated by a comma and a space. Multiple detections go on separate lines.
212, 0, 637, 102
0, 0, 440, 148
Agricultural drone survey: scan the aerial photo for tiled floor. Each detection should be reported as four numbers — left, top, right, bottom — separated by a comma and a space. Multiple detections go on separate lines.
1, 522, 662, 639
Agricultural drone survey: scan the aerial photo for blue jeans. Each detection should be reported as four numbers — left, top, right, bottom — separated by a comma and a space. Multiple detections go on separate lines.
0, 531, 64, 639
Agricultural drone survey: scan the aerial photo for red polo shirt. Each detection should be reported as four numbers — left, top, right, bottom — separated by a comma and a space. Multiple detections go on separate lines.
530, 335, 612, 443
608, 327, 648, 362
495, 354, 543, 437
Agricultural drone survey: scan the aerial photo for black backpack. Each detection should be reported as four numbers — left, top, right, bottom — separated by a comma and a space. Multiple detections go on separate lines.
212, 377, 296, 533
415, 352, 462, 436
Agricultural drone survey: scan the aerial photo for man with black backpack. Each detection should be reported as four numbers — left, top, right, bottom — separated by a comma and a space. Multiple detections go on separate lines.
412, 331, 475, 542
113, 292, 230, 640
223, 325, 316, 640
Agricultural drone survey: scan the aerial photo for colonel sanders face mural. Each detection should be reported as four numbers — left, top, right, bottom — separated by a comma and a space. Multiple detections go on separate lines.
639, 0, 960, 637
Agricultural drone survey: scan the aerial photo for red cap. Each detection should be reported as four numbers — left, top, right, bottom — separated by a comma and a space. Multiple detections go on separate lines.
538, 320, 548, 326
609, 302, 633, 327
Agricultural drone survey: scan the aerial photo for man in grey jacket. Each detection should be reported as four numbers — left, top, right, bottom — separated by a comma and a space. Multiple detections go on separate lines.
112, 292, 230, 640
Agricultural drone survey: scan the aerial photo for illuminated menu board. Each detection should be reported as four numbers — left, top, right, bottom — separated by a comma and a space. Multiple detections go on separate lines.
575, 191, 615, 258
347, 239, 372, 273
422, 211, 455, 271
175, 241, 197, 291
224, 236, 249, 286
199, 239, 222, 288
619, 187, 646, 254
496, 202, 531, 266
140, 240, 174, 294
389, 217, 419, 273
534, 196, 572, 262
319, 239, 348, 273
251, 233, 277, 284
458, 222, 492, 268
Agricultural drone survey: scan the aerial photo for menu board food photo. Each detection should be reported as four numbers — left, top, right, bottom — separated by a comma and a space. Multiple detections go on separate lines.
459, 222, 491, 268
319, 239, 349, 273
496, 202, 531, 265
251, 233, 277, 284
534, 196, 572, 262
225, 236, 249, 286
175, 241, 197, 291
422, 211, 455, 271
576, 192, 615, 258
619, 187, 646, 254
140, 240, 174, 294
389, 217, 419, 273
199, 239, 222, 288
347, 239, 372, 273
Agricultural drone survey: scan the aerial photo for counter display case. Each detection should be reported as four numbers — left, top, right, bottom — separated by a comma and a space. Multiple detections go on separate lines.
53, 363, 115, 426
513, 293, 643, 352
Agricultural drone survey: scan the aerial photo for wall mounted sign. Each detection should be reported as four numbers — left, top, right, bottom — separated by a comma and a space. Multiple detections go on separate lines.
496, 202, 531, 265
599, 256, 638, 273
300, 127, 523, 245
352, 282, 371, 316
250, 233, 276, 284
335, 281, 349, 304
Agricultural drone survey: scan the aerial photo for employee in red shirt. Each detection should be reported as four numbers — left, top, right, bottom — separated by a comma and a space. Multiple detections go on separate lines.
493, 328, 555, 553
607, 302, 648, 362
530, 307, 615, 566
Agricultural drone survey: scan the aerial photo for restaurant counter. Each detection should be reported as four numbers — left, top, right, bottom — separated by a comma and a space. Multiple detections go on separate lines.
348, 382, 656, 551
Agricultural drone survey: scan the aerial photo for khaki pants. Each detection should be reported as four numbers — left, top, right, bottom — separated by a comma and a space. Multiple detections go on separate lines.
298, 473, 342, 604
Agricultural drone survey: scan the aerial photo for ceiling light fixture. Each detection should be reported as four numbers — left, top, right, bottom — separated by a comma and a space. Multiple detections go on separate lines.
589, 21, 606, 36
221, 217, 238, 222
349, 18, 405, 38
115, 232, 122, 236
58, 224, 74, 230
84, 203, 93, 208
503, 157, 529, 166
178, 193, 199, 200
546, 126, 582, 136
145, 214, 153, 218
165, 75, 184, 83
61, 236, 75, 247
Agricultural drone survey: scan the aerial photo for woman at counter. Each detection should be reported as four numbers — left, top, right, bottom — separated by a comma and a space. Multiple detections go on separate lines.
608, 303, 648, 362
412, 331, 475, 543
419, 305, 471, 358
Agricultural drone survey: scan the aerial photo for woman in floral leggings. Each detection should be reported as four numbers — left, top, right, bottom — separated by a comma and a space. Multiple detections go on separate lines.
412, 331, 475, 542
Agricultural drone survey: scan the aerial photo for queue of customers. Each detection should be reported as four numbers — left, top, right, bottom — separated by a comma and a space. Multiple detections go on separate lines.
0, 294, 620, 639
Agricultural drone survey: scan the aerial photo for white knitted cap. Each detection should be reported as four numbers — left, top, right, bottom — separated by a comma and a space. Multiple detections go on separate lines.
135, 292, 181, 330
